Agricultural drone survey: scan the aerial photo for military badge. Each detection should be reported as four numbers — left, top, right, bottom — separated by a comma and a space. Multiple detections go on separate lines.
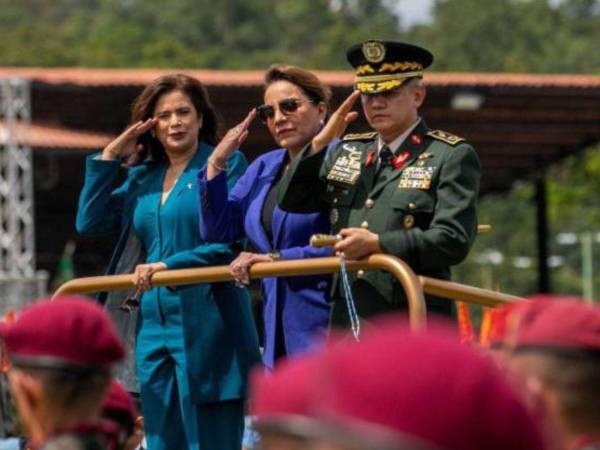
326, 150, 362, 186
392, 150, 411, 170
330, 208, 339, 225
362, 41, 386, 63
427, 130, 465, 146
398, 167, 435, 189
410, 134, 422, 145
364, 150, 375, 167
417, 152, 433, 167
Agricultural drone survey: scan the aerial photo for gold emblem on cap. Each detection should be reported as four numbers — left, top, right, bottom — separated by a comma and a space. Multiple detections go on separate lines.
362, 41, 385, 64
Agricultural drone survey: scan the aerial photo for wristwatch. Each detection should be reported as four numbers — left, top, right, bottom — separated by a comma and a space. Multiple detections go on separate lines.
268, 251, 282, 261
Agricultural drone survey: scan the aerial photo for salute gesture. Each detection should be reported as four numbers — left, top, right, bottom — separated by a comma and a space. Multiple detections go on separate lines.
101, 117, 158, 165
311, 90, 360, 154
207, 109, 256, 179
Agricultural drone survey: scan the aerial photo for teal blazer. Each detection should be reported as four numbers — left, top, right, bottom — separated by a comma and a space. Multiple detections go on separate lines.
76, 142, 261, 403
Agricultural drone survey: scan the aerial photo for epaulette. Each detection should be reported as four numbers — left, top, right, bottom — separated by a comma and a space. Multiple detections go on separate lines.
342, 131, 377, 141
427, 130, 465, 146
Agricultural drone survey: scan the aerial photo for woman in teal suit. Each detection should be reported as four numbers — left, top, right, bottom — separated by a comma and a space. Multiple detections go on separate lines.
76, 74, 261, 450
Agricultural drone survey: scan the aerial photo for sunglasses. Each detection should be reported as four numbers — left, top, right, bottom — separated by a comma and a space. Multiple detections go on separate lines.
256, 98, 306, 123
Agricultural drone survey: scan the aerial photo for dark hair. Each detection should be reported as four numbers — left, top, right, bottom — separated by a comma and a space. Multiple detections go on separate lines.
264, 64, 332, 115
130, 73, 221, 161
14, 364, 111, 417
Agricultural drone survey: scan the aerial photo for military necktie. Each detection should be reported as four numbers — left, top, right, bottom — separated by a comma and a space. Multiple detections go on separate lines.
379, 145, 394, 169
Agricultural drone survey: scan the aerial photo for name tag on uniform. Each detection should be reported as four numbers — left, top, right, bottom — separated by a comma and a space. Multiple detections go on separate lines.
326, 150, 362, 186
398, 167, 435, 189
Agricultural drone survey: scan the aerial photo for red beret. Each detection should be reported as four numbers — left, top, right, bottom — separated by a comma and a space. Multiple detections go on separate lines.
102, 380, 137, 423
251, 353, 322, 435
316, 322, 546, 450
1, 296, 125, 368
515, 298, 600, 351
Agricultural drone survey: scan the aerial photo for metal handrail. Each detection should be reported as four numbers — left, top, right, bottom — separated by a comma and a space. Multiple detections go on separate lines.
53, 254, 525, 330
53, 254, 427, 331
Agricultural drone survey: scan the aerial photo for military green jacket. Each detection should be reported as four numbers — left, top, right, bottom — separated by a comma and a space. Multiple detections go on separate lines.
279, 120, 480, 320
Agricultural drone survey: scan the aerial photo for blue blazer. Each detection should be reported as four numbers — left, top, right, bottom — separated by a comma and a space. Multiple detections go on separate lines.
198, 149, 331, 369
76, 142, 261, 403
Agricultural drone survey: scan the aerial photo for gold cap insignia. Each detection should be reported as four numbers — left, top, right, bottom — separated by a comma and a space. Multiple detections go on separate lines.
362, 41, 385, 64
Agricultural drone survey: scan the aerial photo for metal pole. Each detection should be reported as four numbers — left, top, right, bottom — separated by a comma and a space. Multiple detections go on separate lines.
535, 175, 551, 293
581, 232, 593, 302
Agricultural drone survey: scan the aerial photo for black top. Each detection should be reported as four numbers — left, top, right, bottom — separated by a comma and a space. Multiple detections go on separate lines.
261, 154, 289, 245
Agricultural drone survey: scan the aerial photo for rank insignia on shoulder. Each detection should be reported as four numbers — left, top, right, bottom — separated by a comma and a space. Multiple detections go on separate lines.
342, 131, 377, 141
427, 130, 465, 146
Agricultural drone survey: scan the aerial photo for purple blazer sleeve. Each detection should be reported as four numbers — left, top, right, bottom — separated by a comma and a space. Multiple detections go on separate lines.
198, 151, 253, 243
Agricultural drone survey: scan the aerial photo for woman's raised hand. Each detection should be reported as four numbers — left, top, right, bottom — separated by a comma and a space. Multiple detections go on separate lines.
102, 118, 157, 162
311, 90, 361, 154
207, 109, 256, 179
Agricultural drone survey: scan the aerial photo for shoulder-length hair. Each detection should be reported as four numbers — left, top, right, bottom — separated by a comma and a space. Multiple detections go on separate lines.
130, 73, 221, 161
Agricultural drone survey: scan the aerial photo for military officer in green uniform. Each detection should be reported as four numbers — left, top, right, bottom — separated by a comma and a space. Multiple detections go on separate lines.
278, 40, 481, 326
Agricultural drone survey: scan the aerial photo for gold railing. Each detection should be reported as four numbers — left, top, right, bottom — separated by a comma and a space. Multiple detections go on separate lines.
53, 254, 524, 330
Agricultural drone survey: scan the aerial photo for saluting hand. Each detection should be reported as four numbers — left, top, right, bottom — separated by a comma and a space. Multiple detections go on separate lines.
334, 227, 381, 261
207, 109, 256, 180
311, 90, 361, 154
101, 117, 157, 164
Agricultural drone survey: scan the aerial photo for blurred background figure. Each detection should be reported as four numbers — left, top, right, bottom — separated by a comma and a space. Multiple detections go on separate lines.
505, 299, 600, 450
199, 64, 333, 370
0, 296, 125, 449
76, 73, 260, 450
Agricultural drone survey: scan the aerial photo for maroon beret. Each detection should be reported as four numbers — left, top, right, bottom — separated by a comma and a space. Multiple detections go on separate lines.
1, 296, 125, 368
251, 353, 322, 436
316, 322, 546, 450
102, 380, 137, 422
515, 298, 600, 352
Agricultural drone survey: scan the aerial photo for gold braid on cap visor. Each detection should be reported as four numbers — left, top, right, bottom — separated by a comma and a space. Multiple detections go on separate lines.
356, 62, 422, 75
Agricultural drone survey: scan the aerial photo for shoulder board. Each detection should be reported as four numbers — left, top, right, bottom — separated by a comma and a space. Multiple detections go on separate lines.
427, 130, 465, 146
342, 131, 377, 141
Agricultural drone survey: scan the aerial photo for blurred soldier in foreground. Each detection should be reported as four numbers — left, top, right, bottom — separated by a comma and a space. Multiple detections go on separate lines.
100, 381, 142, 450
251, 318, 546, 450
506, 299, 600, 450
251, 354, 323, 450
279, 40, 480, 328
0, 296, 125, 449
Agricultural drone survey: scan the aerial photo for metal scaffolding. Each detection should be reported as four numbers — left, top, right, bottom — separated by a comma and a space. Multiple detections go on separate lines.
0, 78, 47, 314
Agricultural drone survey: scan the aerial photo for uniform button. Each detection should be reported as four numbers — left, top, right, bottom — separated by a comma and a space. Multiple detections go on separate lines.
357, 270, 365, 278
404, 214, 415, 229
408, 202, 416, 210
365, 198, 375, 209
360, 221, 369, 229
333, 197, 339, 204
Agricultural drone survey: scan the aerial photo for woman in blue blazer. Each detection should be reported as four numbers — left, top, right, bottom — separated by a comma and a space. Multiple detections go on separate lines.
199, 65, 332, 371
76, 74, 260, 450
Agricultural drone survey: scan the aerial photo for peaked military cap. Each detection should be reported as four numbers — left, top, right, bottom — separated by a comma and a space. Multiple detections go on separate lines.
346, 40, 433, 94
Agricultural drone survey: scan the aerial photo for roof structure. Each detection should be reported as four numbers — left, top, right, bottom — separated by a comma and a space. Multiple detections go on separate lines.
2, 67, 600, 193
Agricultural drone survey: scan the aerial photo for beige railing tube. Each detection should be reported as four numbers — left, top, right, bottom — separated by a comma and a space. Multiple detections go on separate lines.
53, 255, 427, 331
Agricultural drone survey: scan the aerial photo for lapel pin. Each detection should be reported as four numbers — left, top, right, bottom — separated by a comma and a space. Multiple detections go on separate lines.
392, 150, 411, 170
410, 134, 422, 145
364, 149, 375, 167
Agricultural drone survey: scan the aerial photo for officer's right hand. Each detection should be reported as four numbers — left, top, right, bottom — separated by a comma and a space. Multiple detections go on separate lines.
101, 118, 157, 162
311, 90, 360, 154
